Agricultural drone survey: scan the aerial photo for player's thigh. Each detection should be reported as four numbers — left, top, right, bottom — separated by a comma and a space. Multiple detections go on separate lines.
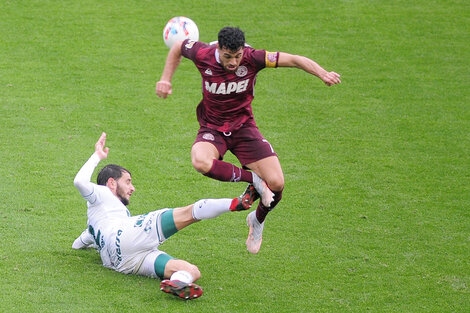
191, 141, 220, 161
246, 156, 285, 191
119, 209, 173, 255
191, 142, 221, 173
192, 129, 227, 161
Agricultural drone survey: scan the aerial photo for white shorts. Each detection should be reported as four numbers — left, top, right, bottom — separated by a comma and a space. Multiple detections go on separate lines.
106, 208, 178, 278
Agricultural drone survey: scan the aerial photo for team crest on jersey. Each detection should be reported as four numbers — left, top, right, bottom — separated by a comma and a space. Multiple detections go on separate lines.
235, 66, 248, 77
185, 40, 196, 49
202, 133, 215, 141
205, 68, 213, 75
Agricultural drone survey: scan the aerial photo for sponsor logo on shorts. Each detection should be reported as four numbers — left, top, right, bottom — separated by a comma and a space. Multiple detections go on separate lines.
202, 133, 215, 141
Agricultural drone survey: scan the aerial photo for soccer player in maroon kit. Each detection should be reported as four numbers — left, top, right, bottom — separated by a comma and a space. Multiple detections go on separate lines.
156, 27, 341, 254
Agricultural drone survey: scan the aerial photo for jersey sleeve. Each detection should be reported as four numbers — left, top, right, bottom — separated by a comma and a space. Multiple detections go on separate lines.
73, 152, 100, 204
181, 39, 207, 61
250, 49, 279, 70
181, 39, 210, 62
264, 51, 279, 68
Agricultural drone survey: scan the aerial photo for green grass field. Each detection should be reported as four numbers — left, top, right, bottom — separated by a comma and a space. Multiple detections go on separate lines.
1, 0, 469, 312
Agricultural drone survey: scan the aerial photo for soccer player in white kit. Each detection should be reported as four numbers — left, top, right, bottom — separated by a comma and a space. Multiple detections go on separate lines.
72, 132, 256, 300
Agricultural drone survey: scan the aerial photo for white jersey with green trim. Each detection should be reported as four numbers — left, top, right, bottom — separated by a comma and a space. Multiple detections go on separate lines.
74, 152, 131, 269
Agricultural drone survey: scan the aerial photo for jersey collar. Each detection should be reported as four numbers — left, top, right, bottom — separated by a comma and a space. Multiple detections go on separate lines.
215, 47, 221, 64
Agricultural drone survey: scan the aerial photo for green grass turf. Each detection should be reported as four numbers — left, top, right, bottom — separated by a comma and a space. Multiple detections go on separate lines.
1, 0, 469, 312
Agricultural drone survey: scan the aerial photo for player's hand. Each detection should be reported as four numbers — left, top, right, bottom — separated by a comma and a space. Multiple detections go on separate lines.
95, 132, 109, 160
321, 71, 341, 86
156, 80, 172, 98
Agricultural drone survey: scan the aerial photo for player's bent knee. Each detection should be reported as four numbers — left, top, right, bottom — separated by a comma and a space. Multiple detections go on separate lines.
165, 260, 201, 281
181, 263, 201, 281
191, 157, 213, 174
189, 264, 201, 281
268, 176, 285, 192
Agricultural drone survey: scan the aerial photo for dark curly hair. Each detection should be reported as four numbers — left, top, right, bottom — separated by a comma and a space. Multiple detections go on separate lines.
218, 27, 245, 52
97, 164, 131, 186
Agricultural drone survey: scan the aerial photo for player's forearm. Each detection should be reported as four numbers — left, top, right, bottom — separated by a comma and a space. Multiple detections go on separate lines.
160, 41, 183, 82
73, 152, 100, 197
295, 55, 327, 79
278, 52, 327, 79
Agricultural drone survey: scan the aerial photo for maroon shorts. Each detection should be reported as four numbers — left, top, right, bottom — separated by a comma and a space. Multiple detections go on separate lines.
193, 126, 277, 166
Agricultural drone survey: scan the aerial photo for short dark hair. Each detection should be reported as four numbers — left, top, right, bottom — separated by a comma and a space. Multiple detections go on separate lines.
97, 164, 131, 186
218, 27, 245, 52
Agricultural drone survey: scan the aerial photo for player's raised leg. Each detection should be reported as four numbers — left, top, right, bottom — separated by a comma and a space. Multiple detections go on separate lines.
192, 141, 254, 183
245, 156, 285, 254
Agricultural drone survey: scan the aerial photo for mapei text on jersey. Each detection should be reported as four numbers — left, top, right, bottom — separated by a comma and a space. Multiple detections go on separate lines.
205, 79, 250, 95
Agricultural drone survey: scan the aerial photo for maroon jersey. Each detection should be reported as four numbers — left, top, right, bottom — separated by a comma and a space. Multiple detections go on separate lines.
181, 39, 279, 133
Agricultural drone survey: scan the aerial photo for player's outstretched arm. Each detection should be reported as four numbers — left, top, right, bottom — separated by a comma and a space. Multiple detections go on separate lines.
94, 132, 109, 160
277, 52, 341, 86
156, 40, 184, 99
74, 132, 109, 198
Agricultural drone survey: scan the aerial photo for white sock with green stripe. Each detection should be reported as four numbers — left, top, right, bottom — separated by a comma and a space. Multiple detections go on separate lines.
192, 198, 232, 220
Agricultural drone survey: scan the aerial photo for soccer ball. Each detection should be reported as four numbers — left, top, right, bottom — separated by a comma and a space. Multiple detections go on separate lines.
163, 16, 199, 49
